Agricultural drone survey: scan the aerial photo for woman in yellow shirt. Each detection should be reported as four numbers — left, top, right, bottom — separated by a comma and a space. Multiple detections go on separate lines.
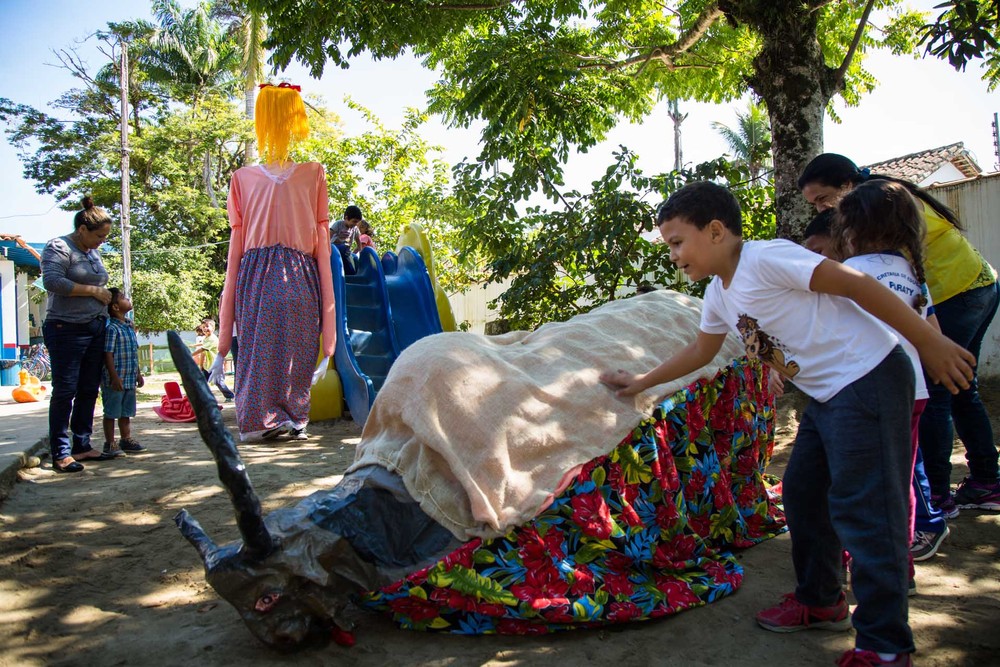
798, 154, 1000, 516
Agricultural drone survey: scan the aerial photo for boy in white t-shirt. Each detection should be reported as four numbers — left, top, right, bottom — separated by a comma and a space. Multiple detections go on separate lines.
599, 181, 974, 667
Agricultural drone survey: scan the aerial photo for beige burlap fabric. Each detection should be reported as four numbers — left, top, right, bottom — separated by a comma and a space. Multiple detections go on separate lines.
349, 290, 744, 540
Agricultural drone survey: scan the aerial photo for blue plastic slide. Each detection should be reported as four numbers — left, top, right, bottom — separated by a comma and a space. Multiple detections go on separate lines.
381, 247, 443, 351
328, 245, 443, 426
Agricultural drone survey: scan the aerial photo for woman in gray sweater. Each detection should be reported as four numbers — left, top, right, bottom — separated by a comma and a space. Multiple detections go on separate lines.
41, 197, 115, 473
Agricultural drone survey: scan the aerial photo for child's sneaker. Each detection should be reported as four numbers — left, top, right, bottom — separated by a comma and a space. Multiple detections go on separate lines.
119, 438, 146, 453
836, 649, 912, 666
930, 492, 960, 519
907, 577, 917, 597
910, 525, 950, 561
289, 427, 309, 441
953, 476, 1000, 510
755, 592, 851, 633
102, 442, 127, 458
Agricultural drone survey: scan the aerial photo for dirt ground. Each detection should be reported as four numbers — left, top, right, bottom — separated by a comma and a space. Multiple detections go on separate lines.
1, 374, 998, 667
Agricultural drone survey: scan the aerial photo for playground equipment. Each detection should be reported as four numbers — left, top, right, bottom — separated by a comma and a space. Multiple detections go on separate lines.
310, 226, 451, 426
395, 223, 457, 332
152, 381, 197, 423
326, 245, 442, 426
11, 368, 46, 403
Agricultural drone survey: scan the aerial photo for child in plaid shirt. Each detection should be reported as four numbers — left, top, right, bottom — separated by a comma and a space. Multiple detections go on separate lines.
101, 288, 146, 456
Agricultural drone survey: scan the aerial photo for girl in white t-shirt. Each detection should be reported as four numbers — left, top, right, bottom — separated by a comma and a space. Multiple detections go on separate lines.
834, 180, 951, 577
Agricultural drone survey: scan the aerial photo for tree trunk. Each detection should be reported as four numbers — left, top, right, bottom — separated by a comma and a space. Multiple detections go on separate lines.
735, 1, 839, 241
667, 99, 687, 172
244, 82, 257, 164
204, 151, 219, 208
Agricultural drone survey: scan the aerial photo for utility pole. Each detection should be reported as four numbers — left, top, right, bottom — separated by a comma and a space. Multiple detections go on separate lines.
120, 40, 133, 304
992, 112, 999, 171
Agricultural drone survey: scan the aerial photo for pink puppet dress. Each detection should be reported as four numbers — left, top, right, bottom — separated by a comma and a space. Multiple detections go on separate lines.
218, 162, 336, 440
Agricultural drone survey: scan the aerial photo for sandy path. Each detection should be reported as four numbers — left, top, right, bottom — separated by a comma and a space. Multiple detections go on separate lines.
1, 383, 998, 666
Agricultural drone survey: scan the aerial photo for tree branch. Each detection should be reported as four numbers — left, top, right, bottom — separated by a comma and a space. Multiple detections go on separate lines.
832, 0, 876, 91
576, 1, 723, 71
382, 0, 516, 9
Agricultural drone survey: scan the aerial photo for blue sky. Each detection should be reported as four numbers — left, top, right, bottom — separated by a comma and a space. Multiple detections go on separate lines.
1, 0, 997, 244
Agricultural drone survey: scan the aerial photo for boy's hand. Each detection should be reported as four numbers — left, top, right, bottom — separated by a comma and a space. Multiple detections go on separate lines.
920, 334, 976, 394
137, 374, 145, 389
768, 368, 785, 399
111, 375, 124, 392
599, 369, 644, 397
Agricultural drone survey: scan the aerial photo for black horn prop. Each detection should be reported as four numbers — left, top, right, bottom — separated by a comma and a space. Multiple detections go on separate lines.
167, 331, 274, 559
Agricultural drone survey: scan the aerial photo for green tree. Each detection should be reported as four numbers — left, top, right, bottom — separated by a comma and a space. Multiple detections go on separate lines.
294, 99, 482, 295
212, 0, 271, 161
921, 0, 1000, 88
248, 0, 925, 239
711, 101, 771, 184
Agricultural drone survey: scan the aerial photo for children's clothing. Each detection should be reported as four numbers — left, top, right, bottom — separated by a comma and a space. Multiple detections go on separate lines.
102, 317, 140, 419
198, 331, 235, 400
845, 252, 946, 542
702, 241, 898, 401
704, 240, 914, 655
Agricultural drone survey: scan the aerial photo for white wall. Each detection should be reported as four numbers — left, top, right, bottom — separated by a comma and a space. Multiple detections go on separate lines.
14, 272, 29, 345
919, 162, 966, 188
0, 259, 15, 361
448, 279, 512, 334
929, 174, 1000, 378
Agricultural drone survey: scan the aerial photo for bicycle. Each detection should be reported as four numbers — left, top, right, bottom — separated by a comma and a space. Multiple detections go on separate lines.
1, 343, 52, 380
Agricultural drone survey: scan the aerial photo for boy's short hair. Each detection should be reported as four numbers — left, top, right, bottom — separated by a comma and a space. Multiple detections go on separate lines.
804, 209, 835, 240
344, 205, 363, 221
656, 181, 742, 236
107, 287, 121, 316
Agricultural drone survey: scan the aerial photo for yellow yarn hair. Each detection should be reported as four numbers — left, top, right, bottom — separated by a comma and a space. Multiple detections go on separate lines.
255, 84, 310, 164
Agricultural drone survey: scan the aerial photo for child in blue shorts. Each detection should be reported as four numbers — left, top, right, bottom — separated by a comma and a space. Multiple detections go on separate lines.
600, 181, 974, 666
101, 288, 146, 456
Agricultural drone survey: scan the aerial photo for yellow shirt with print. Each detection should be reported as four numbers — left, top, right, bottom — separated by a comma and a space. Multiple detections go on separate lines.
922, 202, 995, 304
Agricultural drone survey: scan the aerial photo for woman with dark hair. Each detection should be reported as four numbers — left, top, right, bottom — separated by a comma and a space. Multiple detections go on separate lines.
798, 154, 1000, 515
41, 196, 118, 473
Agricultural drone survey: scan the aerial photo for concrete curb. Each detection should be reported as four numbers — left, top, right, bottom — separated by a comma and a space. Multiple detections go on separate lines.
0, 436, 47, 501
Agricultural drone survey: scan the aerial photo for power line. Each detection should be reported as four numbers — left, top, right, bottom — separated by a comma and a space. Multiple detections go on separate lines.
101, 240, 229, 257
0, 204, 60, 220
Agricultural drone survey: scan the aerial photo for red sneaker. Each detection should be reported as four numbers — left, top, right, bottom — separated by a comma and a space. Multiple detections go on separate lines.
756, 592, 851, 633
836, 649, 912, 666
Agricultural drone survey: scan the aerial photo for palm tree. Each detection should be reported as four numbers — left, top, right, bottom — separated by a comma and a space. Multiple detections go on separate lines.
143, 0, 241, 107
712, 101, 772, 183
139, 0, 242, 206
211, 0, 269, 163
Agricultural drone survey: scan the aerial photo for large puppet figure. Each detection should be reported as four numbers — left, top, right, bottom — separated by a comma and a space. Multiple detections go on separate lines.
212, 83, 336, 441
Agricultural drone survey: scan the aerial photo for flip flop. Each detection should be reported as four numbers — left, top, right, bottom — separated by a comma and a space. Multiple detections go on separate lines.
76, 451, 116, 462
53, 460, 84, 473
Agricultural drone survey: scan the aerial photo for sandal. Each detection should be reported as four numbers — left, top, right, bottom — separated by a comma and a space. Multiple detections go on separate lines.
53, 459, 84, 474
76, 450, 117, 462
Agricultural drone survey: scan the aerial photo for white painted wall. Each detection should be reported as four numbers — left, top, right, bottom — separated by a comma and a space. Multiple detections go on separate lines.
919, 162, 966, 188
0, 258, 15, 361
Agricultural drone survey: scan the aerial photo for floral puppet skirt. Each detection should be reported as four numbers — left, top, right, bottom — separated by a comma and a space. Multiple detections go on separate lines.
234, 244, 321, 440
361, 357, 786, 634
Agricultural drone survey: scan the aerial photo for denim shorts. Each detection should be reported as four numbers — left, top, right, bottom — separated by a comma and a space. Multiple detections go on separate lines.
102, 387, 137, 418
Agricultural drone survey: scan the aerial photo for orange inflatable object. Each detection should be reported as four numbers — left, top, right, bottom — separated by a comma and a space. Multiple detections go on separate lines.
152, 381, 197, 423
11, 369, 46, 403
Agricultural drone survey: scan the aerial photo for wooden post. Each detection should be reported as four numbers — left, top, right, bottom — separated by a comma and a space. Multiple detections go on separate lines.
148, 342, 155, 376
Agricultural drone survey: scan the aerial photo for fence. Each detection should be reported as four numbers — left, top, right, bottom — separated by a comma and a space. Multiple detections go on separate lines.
929, 173, 1000, 379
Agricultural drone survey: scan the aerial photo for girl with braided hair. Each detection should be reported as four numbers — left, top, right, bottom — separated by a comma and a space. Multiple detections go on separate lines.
799, 154, 1000, 516
835, 179, 951, 577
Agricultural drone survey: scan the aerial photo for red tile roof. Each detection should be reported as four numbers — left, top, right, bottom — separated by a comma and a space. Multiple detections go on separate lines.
865, 142, 981, 183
